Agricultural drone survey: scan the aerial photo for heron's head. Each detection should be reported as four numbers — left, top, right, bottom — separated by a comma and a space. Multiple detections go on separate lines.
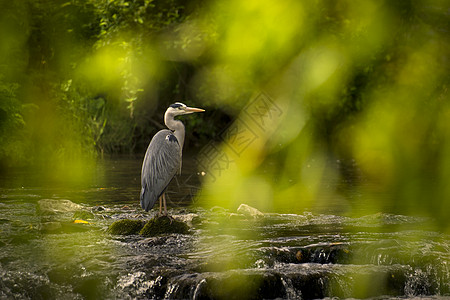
166, 102, 205, 117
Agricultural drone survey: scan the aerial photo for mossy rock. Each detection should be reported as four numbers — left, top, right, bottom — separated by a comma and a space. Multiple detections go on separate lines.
140, 216, 190, 237
107, 219, 145, 235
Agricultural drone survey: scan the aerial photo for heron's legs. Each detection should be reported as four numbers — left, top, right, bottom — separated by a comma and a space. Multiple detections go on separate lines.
162, 193, 168, 215
159, 195, 163, 216
157, 193, 168, 216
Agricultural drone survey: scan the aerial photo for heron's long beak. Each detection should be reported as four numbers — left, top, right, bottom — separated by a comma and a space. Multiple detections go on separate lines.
185, 107, 205, 113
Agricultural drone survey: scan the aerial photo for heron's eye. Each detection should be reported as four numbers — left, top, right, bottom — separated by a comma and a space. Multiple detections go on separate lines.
169, 103, 184, 109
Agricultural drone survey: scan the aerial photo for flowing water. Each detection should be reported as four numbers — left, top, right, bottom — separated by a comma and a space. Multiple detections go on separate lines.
0, 157, 449, 299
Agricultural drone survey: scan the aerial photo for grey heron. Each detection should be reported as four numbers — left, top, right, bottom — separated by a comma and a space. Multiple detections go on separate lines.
140, 102, 205, 215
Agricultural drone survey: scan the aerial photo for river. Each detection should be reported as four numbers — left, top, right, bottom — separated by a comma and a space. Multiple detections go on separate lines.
0, 156, 448, 299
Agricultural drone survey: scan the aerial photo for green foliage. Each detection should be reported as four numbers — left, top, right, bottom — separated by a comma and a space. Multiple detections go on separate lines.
93, 0, 185, 39
0, 80, 28, 166
0, 0, 192, 166
192, 0, 450, 230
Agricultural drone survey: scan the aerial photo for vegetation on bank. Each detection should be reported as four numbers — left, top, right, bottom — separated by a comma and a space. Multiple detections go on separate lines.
0, 0, 212, 167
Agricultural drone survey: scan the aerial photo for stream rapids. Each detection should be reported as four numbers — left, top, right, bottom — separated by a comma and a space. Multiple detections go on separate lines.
0, 158, 449, 299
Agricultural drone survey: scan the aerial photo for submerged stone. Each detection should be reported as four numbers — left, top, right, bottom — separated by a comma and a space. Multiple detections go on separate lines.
210, 206, 228, 213
39, 221, 62, 233
73, 210, 95, 220
39, 221, 92, 233
229, 213, 246, 220
107, 219, 145, 235
140, 216, 190, 237
38, 199, 83, 214
237, 204, 264, 218
93, 205, 106, 211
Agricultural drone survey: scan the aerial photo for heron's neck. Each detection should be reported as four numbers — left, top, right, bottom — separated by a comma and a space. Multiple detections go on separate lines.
164, 114, 185, 149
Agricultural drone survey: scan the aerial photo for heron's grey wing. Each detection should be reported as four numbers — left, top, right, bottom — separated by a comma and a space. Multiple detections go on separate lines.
140, 130, 181, 211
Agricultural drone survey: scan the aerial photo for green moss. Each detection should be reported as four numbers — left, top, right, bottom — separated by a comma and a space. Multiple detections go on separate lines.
107, 216, 190, 236
139, 216, 189, 237
107, 219, 144, 235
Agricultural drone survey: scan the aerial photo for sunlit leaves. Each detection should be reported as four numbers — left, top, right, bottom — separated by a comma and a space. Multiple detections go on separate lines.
189, 0, 450, 231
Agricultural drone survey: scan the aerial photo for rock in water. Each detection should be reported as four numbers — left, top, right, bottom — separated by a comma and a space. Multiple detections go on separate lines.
73, 210, 95, 220
38, 199, 83, 214
39, 222, 62, 233
237, 204, 264, 218
107, 219, 145, 235
140, 216, 189, 237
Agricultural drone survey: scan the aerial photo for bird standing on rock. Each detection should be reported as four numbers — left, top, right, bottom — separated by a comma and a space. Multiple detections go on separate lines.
140, 102, 205, 215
